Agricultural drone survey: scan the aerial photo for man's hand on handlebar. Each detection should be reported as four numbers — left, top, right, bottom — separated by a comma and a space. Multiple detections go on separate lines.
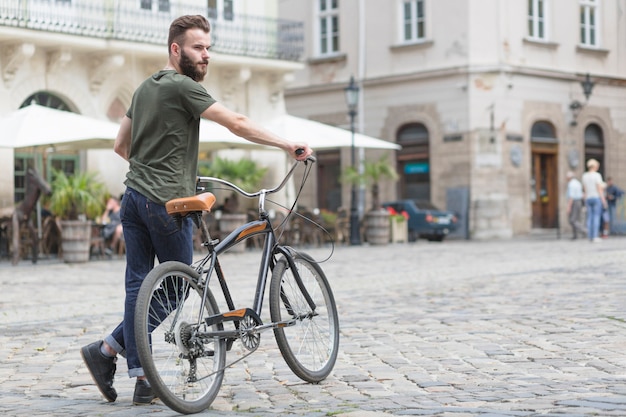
290, 144, 313, 161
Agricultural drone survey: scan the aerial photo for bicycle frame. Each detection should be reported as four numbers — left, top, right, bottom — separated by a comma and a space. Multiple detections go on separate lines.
193, 158, 317, 336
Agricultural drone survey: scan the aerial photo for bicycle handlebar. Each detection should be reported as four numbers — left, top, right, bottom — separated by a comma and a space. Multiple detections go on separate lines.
196, 155, 316, 200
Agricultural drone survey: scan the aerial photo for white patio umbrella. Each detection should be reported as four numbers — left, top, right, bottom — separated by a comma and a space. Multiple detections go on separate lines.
200, 114, 401, 152
199, 118, 271, 151
264, 114, 401, 151
0, 104, 274, 152
0, 104, 120, 151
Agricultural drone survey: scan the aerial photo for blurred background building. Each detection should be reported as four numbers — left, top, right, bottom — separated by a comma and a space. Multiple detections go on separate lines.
0, 0, 304, 210
278, 0, 626, 239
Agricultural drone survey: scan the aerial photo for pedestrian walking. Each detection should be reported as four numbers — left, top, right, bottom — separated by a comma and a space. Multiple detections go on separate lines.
605, 177, 624, 234
581, 159, 607, 243
80, 14, 313, 406
566, 171, 585, 240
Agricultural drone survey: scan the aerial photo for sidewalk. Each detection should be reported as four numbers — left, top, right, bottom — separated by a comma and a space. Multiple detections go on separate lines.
1, 237, 626, 416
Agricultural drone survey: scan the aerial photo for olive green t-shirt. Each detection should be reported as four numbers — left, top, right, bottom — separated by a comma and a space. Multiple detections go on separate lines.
125, 70, 216, 204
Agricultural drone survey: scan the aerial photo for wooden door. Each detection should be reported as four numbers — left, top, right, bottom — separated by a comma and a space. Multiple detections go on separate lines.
531, 144, 558, 228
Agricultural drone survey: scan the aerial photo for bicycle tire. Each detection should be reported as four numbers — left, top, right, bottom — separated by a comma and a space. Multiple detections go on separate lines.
135, 261, 226, 415
269, 252, 339, 382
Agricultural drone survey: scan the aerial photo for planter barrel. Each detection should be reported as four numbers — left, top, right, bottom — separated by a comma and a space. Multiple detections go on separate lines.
60, 220, 92, 263
365, 210, 390, 245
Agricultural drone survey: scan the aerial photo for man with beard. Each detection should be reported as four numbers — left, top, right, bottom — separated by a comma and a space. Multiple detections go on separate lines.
80, 14, 312, 406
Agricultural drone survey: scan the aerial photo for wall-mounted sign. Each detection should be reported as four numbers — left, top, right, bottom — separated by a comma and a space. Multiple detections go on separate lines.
568, 149, 579, 169
510, 145, 522, 167
405, 162, 429, 174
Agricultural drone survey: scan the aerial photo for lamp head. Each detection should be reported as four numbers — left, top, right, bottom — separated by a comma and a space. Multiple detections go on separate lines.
582, 73, 594, 101
344, 76, 359, 114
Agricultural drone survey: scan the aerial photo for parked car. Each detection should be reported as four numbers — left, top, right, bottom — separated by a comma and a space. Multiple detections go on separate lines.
382, 200, 458, 242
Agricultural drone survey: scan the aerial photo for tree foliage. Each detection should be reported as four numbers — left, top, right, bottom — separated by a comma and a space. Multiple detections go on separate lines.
341, 154, 398, 210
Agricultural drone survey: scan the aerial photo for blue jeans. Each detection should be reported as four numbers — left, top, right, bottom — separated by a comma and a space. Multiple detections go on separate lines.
608, 204, 616, 234
585, 197, 602, 240
104, 187, 193, 377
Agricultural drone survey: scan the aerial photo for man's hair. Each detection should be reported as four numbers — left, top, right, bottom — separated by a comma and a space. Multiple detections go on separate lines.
168, 15, 211, 54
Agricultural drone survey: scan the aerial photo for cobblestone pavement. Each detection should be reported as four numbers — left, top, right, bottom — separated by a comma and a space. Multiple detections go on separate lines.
1, 236, 626, 417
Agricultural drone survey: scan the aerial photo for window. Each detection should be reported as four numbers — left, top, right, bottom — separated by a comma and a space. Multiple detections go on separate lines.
208, 0, 234, 21
48, 155, 77, 179
158, 0, 170, 13
531, 121, 556, 142
20, 92, 71, 111
140, 0, 170, 12
402, 0, 425, 42
580, 0, 600, 47
317, 0, 339, 55
14, 155, 37, 203
528, 0, 548, 40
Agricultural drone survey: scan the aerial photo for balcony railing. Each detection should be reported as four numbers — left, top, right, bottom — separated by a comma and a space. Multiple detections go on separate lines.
0, 1, 304, 61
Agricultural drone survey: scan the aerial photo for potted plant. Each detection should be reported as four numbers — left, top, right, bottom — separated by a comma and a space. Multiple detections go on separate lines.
386, 206, 409, 243
341, 154, 399, 245
200, 156, 267, 251
47, 170, 106, 262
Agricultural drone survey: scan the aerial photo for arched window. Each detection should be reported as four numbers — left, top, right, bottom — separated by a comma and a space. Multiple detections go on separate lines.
396, 123, 430, 200
20, 92, 72, 111
531, 121, 557, 143
584, 123, 605, 176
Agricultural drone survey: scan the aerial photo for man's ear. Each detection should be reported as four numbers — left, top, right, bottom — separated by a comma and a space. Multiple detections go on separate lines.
170, 42, 180, 57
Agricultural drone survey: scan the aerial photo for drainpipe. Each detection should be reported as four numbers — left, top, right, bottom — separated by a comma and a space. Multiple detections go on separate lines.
357, 0, 366, 216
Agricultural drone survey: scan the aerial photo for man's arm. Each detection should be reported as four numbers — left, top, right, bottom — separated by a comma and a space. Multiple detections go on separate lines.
114, 115, 132, 161
201, 103, 312, 160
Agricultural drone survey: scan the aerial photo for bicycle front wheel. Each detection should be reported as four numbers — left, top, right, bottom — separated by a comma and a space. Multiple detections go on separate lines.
269, 252, 339, 382
135, 261, 226, 415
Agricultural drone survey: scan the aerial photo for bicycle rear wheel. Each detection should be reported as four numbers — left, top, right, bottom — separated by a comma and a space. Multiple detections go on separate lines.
269, 252, 339, 382
135, 261, 226, 415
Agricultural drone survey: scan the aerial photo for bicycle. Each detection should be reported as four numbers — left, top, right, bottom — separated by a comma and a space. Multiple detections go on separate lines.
134, 154, 340, 415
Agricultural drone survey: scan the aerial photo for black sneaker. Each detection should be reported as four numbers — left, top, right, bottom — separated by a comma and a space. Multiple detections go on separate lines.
133, 378, 156, 405
80, 341, 117, 402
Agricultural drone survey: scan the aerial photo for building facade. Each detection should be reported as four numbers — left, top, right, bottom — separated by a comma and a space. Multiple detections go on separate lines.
0, 0, 304, 209
279, 0, 626, 239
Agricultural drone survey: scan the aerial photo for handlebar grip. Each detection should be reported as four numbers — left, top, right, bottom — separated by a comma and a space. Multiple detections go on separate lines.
295, 148, 316, 163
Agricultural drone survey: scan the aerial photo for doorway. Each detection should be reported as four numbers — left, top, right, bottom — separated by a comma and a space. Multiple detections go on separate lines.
530, 146, 558, 228
396, 123, 430, 200
530, 121, 558, 228
316, 150, 342, 212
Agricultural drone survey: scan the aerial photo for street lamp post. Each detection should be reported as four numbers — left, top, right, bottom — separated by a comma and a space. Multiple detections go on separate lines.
344, 76, 361, 245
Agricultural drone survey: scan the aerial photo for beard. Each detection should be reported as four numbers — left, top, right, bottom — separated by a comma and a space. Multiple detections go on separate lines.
179, 48, 208, 82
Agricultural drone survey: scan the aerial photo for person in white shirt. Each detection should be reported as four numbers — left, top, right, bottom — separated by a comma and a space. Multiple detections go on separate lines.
566, 171, 585, 240
581, 159, 607, 242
